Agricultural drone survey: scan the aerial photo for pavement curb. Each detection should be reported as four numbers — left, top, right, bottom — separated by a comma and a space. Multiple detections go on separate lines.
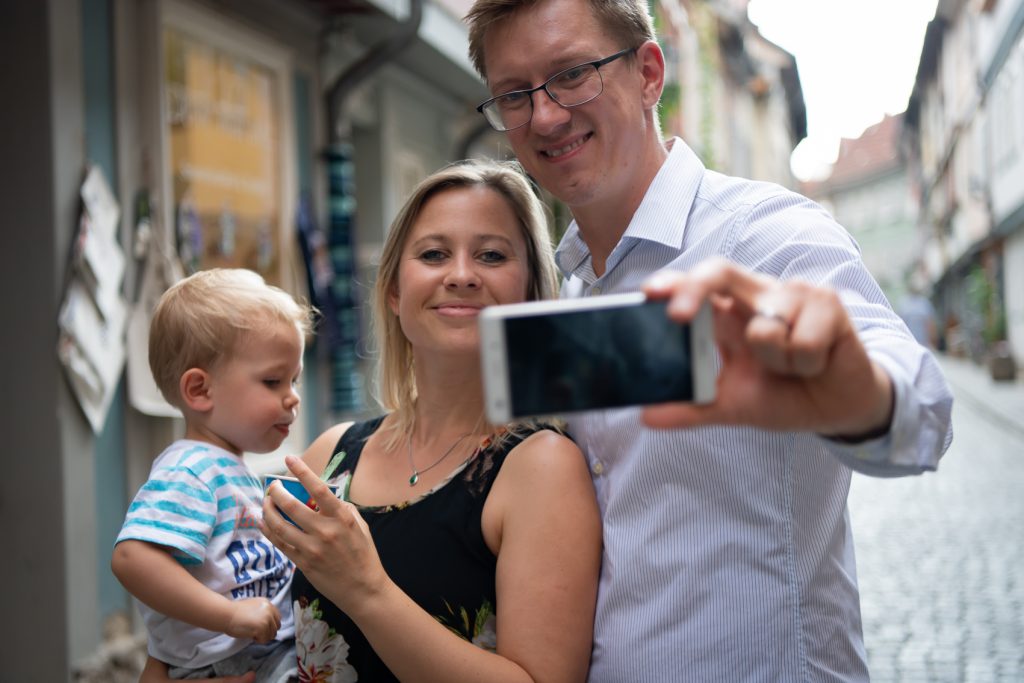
937, 355, 1024, 440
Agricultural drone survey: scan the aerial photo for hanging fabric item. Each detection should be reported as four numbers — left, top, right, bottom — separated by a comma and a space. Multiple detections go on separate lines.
324, 141, 364, 414
57, 166, 129, 432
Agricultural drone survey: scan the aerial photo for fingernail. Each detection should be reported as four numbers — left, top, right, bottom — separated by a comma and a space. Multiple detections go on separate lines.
644, 270, 676, 291
669, 294, 696, 315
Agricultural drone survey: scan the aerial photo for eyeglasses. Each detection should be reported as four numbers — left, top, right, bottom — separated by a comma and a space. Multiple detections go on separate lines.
476, 47, 638, 132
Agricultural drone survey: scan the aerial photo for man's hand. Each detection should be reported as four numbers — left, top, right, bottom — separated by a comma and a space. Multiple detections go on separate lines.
225, 598, 282, 644
642, 258, 894, 439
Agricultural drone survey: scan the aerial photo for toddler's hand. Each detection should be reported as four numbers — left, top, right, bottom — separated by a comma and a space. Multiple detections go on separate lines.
226, 598, 281, 643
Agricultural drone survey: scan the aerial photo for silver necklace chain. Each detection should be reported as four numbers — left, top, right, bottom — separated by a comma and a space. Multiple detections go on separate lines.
406, 432, 472, 487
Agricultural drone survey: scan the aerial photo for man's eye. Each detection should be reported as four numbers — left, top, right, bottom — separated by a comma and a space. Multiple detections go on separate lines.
554, 66, 591, 88
263, 379, 281, 388
497, 91, 529, 109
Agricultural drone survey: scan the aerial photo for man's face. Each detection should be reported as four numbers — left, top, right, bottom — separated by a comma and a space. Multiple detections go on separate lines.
482, 0, 657, 212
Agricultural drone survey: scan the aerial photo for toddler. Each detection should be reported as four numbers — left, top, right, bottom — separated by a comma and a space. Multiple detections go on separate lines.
112, 268, 312, 681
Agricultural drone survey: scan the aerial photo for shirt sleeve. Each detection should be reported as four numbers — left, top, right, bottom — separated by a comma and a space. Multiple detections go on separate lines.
115, 461, 218, 563
731, 191, 954, 476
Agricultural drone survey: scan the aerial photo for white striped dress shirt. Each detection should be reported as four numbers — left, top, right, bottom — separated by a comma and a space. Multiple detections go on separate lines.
556, 138, 954, 682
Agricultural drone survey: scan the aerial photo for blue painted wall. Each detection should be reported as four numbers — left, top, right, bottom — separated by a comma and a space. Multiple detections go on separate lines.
82, 0, 129, 623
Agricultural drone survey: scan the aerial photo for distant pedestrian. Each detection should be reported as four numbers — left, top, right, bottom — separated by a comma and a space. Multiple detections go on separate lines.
900, 287, 938, 348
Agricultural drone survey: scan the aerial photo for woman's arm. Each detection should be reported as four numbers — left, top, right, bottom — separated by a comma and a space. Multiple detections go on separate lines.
262, 430, 602, 683
300, 421, 353, 474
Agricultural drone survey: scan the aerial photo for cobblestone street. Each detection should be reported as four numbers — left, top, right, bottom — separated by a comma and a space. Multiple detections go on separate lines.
850, 365, 1024, 682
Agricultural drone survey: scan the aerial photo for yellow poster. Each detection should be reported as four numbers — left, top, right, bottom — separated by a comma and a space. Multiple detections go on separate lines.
164, 27, 282, 282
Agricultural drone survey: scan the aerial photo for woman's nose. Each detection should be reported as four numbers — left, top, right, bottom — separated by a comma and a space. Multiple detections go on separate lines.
443, 254, 481, 289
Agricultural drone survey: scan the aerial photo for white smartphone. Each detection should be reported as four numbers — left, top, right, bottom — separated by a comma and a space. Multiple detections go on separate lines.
479, 292, 717, 423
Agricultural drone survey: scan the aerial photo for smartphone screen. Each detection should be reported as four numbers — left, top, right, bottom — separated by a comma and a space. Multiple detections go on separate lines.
503, 299, 695, 416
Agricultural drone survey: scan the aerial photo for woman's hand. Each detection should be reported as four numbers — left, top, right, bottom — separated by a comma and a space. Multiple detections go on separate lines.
260, 455, 392, 618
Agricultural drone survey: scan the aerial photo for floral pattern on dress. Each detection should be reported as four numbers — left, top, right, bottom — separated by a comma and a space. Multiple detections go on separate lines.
436, 599, 497, 653
295, 597, 359, 683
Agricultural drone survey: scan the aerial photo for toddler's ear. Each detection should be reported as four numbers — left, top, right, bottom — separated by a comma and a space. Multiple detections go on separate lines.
180, 368, 213, 412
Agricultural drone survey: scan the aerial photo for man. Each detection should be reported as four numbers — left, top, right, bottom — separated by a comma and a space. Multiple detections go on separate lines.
466, 0, 954, 681
899, 285, 938, 348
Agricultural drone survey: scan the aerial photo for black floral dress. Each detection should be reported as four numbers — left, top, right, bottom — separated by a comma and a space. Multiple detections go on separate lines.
290, 416, 554, 682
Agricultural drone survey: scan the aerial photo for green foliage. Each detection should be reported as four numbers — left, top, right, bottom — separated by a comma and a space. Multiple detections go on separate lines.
966, 264, 1006, 345
661, 82, 681, 129
692, 2, 718, 169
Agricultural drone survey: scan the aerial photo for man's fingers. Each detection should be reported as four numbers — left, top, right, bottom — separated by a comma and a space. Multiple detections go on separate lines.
646, 259, 775, 322
788, 292, 846, 377
746, 291, 800, 373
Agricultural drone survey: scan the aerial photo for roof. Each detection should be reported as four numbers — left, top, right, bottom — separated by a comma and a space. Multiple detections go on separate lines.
825, 113, 905, 187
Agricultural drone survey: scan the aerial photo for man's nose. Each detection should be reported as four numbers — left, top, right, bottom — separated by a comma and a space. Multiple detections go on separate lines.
529, 88, 571, 135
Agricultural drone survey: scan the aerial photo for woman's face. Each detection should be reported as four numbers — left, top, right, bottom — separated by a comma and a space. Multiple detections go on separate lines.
390, 185, 531, 358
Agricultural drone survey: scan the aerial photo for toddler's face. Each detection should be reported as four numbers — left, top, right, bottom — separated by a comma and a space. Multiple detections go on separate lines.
203, 320, 304, 455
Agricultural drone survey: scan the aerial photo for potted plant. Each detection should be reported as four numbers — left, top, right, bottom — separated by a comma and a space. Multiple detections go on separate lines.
966, 264, 1016, 381
986, 318, 1016, 382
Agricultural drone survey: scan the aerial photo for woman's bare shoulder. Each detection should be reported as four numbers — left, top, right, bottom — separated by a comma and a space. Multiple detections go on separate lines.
302, 421, 355, 473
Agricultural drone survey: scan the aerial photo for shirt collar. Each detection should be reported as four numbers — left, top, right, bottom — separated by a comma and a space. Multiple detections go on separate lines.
554, 137, 705, 279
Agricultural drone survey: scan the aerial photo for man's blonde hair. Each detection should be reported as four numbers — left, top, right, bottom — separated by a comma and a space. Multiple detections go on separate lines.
149, 268, 315, 407
466, 0, 655, 80
372, 159, 560, 445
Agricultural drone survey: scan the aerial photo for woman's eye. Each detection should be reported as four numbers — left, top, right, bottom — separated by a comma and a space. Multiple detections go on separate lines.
418, 249, 447, 263
479, 250, 507, 264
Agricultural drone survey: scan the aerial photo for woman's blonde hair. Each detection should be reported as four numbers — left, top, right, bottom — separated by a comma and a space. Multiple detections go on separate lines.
149, 268, 315, 408
372, 159, 560, 446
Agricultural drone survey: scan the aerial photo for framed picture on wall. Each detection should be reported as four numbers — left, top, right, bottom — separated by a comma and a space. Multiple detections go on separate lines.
160, 1, 296, 288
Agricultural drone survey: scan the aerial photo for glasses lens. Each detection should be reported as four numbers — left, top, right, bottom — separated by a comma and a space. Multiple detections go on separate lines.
485, 91, 533, 132
481, 103, 509, 131
479, 61, 606, 132
547, 64, 602, 107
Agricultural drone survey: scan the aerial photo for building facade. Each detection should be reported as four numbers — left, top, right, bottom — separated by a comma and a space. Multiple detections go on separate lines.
806, 114, 918, 304
903, 0, 1024, 364
655, 0, 806, 185
3, 0, 491, 679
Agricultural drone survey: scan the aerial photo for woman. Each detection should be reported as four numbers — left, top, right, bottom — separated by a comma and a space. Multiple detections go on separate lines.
143, 159, 601, 682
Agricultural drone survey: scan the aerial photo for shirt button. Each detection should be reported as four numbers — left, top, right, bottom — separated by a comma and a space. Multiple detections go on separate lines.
591, 287, 602, 296
591, 461, 605, 476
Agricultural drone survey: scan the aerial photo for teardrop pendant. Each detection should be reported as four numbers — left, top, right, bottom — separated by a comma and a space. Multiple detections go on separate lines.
409, 472, 419, 486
